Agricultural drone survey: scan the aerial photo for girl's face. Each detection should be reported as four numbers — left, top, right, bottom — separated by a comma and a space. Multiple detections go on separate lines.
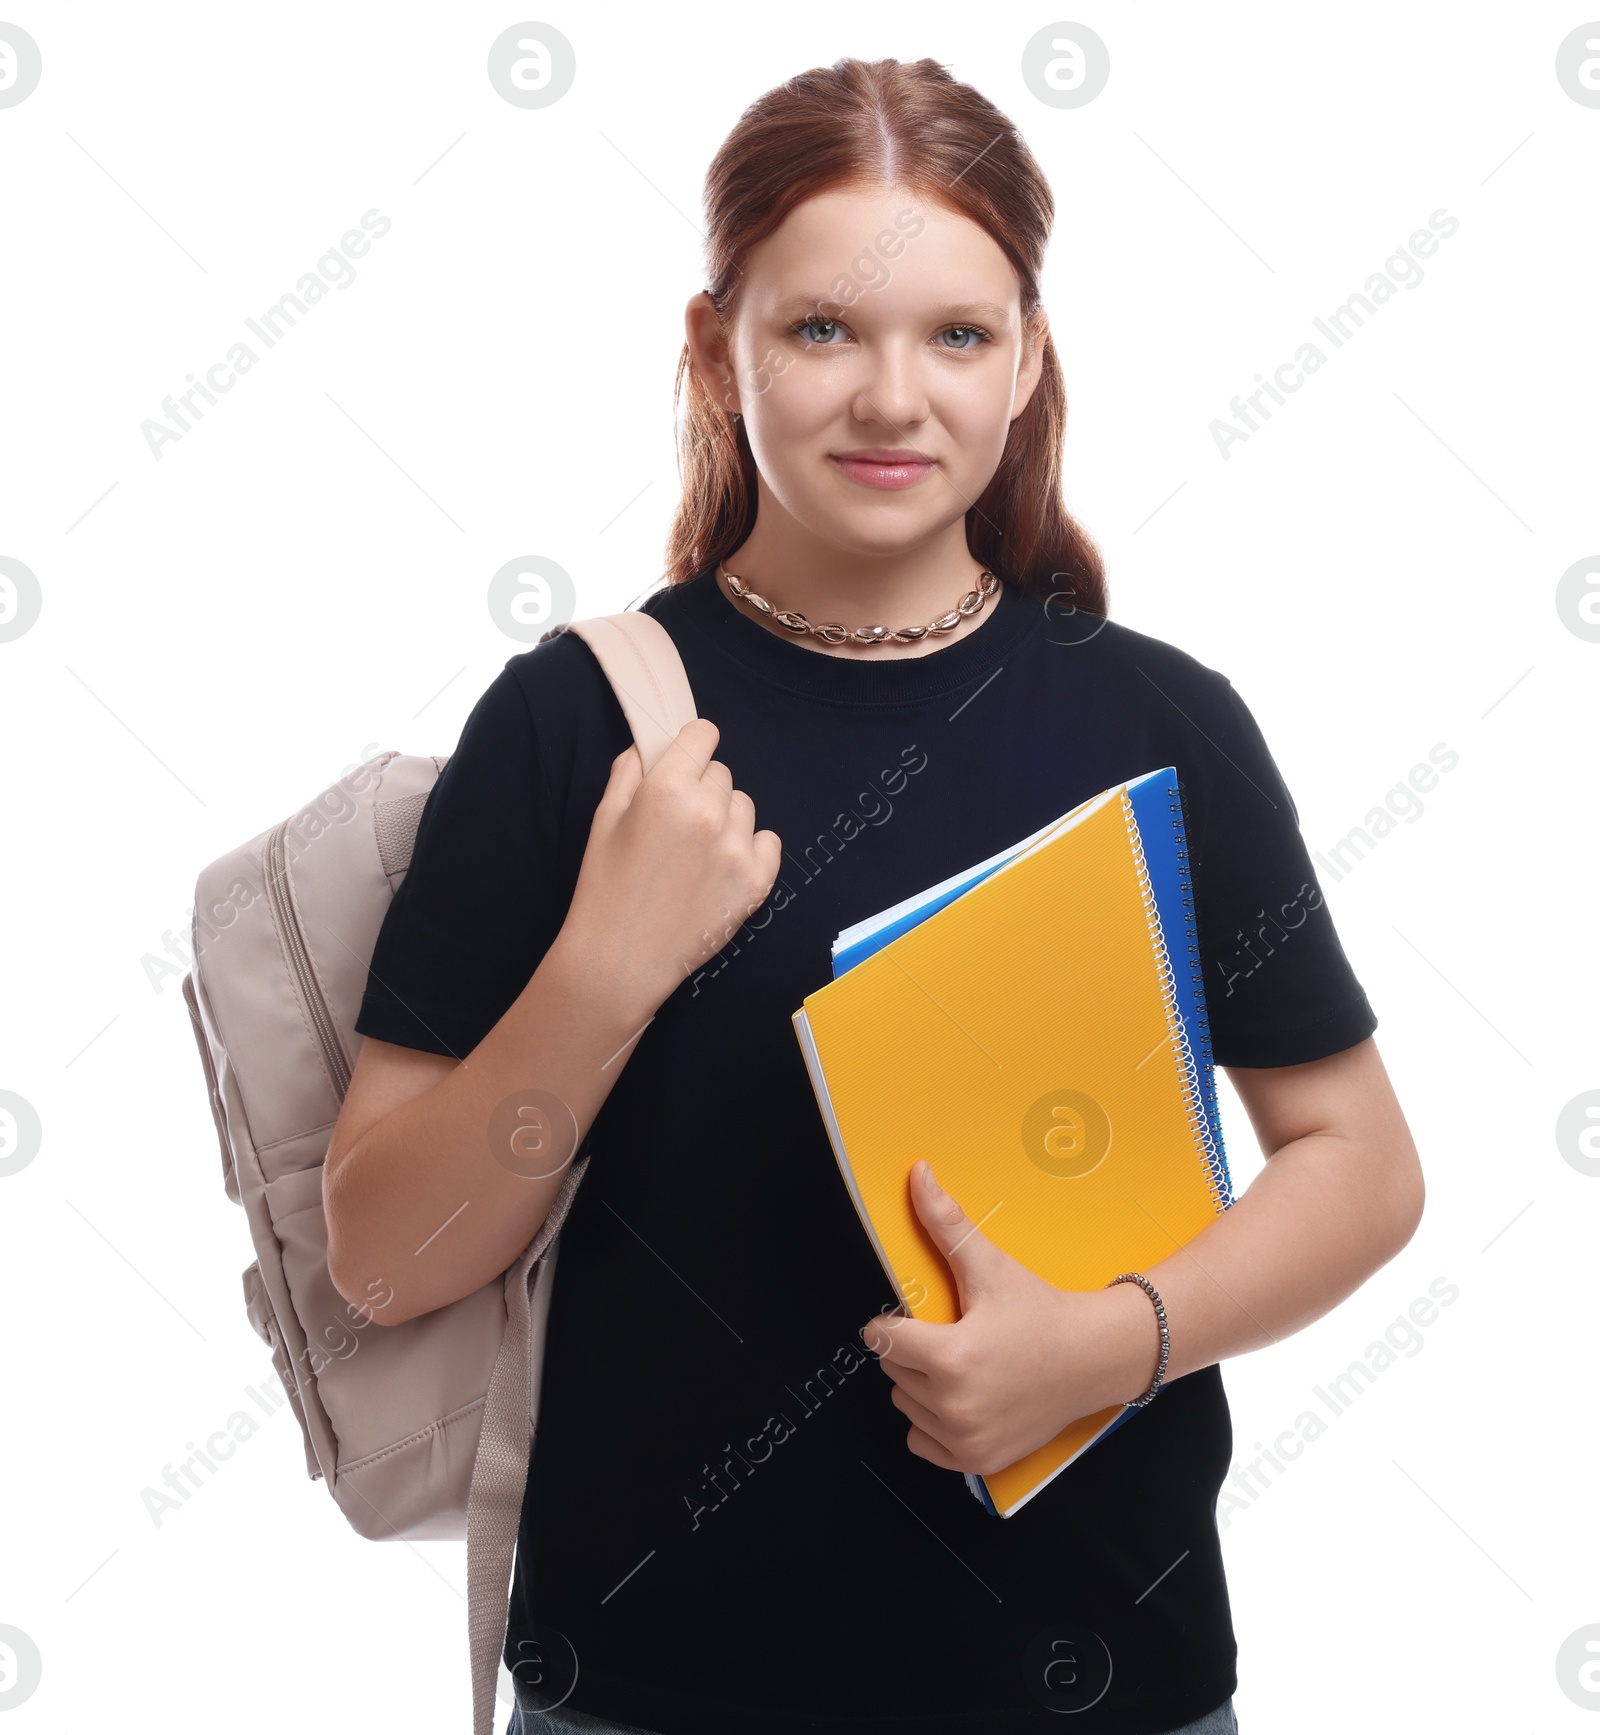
687, 182, 1046, 561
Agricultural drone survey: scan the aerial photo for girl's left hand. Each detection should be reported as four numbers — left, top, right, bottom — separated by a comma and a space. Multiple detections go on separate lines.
858, 1158, 1148, 1477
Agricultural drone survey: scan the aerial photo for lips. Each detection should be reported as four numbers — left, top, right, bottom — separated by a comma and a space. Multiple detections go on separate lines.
830, 452, 936, 492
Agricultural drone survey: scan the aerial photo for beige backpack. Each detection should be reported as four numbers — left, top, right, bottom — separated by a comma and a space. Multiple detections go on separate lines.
181, 610, 697, 1735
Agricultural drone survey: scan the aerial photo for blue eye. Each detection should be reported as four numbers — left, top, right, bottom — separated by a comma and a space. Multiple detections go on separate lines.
786, 316, 995, 349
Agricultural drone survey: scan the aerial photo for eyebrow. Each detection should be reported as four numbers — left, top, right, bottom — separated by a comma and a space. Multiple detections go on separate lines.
770, 294, 1012, 323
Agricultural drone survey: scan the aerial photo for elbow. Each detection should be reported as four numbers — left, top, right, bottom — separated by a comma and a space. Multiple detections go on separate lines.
327, 1245, 413, 1329
1382, 1142, 1427, 1261
323, 1166, 413, 1329
1403, 1171, 1427, 1248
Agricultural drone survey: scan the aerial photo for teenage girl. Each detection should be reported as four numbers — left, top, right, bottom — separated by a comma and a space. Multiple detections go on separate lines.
325, 56, 1422, 1735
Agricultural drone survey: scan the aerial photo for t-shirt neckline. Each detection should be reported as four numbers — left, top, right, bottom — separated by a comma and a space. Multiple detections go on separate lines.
658, 561, 1042, 706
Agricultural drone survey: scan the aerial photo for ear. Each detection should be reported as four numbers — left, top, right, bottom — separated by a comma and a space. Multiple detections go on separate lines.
1010, 305, 1049, 423
684, 291, 742, 417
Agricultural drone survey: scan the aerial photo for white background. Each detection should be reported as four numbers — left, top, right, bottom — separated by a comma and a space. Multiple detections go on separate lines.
2, 3, 1596, 1730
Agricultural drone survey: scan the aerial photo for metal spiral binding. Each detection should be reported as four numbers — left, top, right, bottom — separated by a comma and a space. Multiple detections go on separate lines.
1119, 785, 1233, 1213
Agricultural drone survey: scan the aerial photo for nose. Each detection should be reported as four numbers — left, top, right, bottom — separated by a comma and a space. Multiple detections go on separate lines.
850, 337, 930, 434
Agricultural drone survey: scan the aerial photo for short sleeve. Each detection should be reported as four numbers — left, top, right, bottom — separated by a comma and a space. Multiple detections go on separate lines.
1185, 678, 1378, 1068
354, 662, 565, 1059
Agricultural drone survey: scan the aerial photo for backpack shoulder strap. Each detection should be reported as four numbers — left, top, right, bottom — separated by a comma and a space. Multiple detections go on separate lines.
563, 610, 697, 771
467, 605, 698, 1735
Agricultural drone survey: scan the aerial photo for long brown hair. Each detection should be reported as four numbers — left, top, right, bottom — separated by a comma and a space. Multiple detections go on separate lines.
664, 55, 1107, 616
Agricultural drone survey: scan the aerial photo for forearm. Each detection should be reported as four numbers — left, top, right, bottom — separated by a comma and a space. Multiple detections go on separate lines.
1097, 1126, 1426, 1403
326, 931, 658, 1324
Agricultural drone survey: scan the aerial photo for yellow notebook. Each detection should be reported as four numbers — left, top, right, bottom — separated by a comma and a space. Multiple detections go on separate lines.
791, 767, 1232, 1518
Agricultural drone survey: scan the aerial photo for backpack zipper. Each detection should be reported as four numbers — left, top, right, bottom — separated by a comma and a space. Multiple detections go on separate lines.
182, 970, 240, 1200
265, 820, 352, 1097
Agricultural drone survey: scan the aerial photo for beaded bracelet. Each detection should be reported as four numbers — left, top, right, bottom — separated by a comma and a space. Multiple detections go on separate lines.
1104, 1272, 1171, 1408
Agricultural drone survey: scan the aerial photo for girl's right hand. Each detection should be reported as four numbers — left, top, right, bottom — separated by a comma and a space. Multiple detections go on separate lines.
560, 718, 784, 1016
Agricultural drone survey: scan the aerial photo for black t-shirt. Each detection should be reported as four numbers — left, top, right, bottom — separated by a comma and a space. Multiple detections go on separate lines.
355, 564, 1377, 1735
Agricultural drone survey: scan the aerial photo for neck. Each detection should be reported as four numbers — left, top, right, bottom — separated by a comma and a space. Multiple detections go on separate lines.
715, 529, 998, 661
